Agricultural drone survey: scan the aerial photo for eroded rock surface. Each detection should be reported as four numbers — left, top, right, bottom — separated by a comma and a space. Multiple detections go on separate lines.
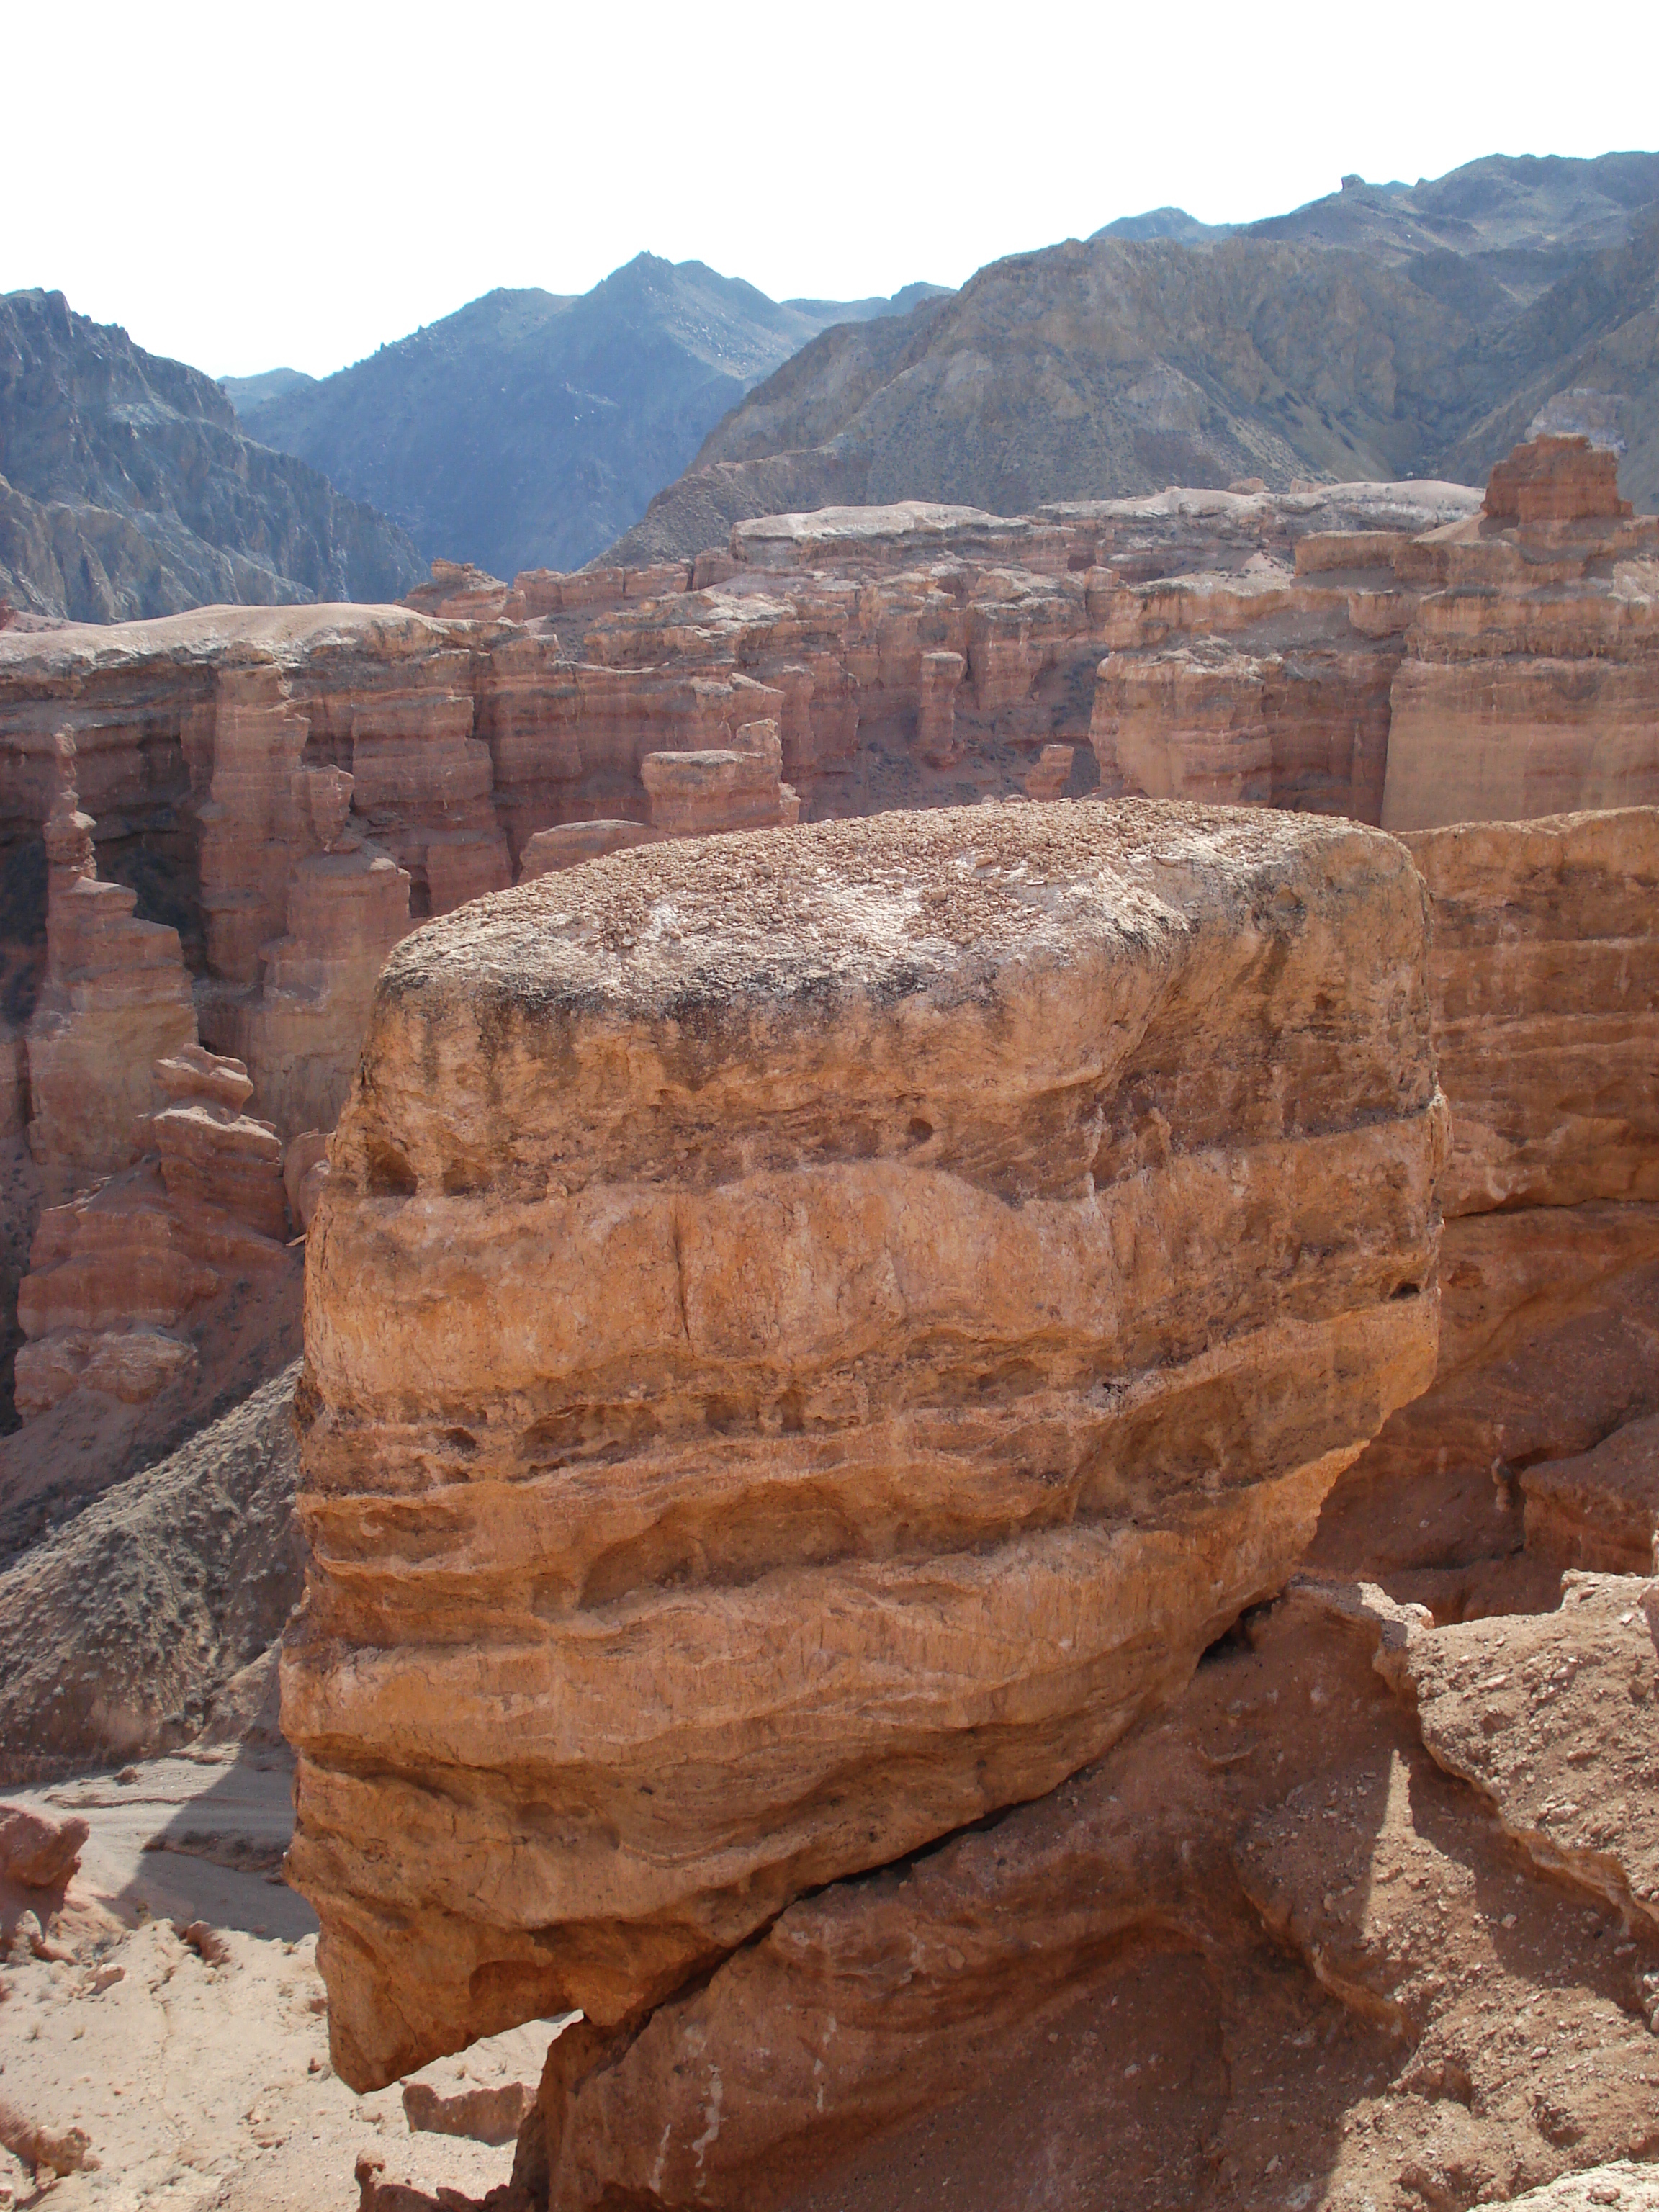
1312, 807, 1659, 1619
283, 799, 1442, 2089
512, 1582, 1659, 2212
1381, 1573, 1659, 1937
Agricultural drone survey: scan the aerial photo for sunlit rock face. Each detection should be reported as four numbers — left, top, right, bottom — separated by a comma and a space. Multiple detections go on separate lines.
281, 798, 1442, 2089
1312, 806, 1659, 1602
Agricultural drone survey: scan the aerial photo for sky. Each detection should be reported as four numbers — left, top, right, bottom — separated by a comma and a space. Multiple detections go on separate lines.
7, 0, 1658, 382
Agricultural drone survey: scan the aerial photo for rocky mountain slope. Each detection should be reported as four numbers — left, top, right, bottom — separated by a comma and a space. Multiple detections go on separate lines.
0, 291, 423, 624
613, 152, 1659, 562
235, 258, 947, 579
1235, 150, 1659, 303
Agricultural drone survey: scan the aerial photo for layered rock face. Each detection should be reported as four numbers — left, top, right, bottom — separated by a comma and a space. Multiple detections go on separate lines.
24, 739, 196, 1192
0, 474, 1504, 1198
2, 444, 1652, 1515
1089, 438, 1659, 831
13, 1043, 296, 1423
1313, 807, 1659, 1611
283, 800, 1443, 2090
511, 1578, 1659, 2212
1381, 461, 1659, 831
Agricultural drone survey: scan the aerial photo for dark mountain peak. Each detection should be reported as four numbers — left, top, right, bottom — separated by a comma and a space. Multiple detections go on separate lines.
0, 289, 421, 622
237, 258, 958, 577
1094, 207, 1235, 246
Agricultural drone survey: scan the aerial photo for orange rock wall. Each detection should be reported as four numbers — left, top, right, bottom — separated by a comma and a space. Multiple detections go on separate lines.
282, 801, 1442, 2089
1319, 807, 1659, 1572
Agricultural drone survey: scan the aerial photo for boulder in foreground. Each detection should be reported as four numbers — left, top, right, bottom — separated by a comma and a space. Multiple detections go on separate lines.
282, 799, 1444, 2087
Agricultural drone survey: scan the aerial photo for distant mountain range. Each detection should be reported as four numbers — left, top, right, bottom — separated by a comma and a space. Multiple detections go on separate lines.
1094, 151, 1659, 282
0, 291, 422, 624
7, 150, 1657, 624
611, 151, 1659, 564
230, 259, 948, 578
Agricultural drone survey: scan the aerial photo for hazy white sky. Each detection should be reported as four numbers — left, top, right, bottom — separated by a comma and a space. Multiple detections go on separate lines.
7, 0, 1657, 380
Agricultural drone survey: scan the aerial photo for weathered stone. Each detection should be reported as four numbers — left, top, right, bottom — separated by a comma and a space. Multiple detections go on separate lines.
1384, 1573, 1659, 1938
518, 821, 659, 880
640, 719, 799, 837
0, 1804, 87, 1889
1022, 742, 1075, 801
1524, 1417, 1659, 1575
143, 1046, 288, 1240
283, 800, 1442, 2088
283, 1129, 331, 1233
24, 739, 196, 1190
1485, 433, 1632, 526
1314, 808, 1659, 1606
13, 1047, 295, 1423
241, 845, 413, 1137
1403, 811, 1659, 1217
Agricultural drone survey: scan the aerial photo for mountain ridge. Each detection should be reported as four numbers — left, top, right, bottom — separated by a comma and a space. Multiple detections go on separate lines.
606, 150, 1659, 565
235, 256, 950, 577
0, 289, 422, 623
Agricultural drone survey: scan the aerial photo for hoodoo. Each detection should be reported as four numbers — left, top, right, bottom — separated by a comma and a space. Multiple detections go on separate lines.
282, 798, 1444, 2089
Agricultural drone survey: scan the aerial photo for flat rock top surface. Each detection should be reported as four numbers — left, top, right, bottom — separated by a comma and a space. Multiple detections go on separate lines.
0, 601, 447, 675
735, 500, 1010, 546
380, 797, 1385, 1022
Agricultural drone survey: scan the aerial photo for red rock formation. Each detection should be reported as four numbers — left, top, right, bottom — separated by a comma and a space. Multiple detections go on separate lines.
282, 801, 1441, 2089
283, 1129, 331, 1233
24, 738, 196, 1192
403, 560, 516, 622
193, 665, 310, 984
518, 821, 660, 880
241, 832, 412, 1138
1382, 445, 1659, 832
916, 648, 966, 765
14, 1045, 292, 1421
641, 719, 799, 835
1485, 433, 1633, 526
0, 1803, 86, 1889
1023, 742, 1075, 800
0, 457, 1652, 1223
1312, 807, 1659, 1613
143, 1045, 288, 1240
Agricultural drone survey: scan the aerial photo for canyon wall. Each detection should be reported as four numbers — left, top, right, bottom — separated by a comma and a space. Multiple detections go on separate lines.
282, 799, 1443, 2090
0, 479, 1475, 1188
1310, 806, 1659, 1612
0, 436, 1652, 1444
1089, 438, 1659, 829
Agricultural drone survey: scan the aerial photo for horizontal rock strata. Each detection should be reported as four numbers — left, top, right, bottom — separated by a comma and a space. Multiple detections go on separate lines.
0, 444, 1646, 1216
1313, 806, 1659, 1609
283, 799, 1443, 2087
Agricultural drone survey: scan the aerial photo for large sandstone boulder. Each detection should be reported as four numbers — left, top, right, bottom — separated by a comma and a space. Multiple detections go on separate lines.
283, 799, 1443, 2090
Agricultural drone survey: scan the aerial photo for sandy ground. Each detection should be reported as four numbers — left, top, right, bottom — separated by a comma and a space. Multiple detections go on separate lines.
0, 1748, 556, 2212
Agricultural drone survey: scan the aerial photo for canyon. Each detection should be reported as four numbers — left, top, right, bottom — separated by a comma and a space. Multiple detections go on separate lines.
4, 431, 1659, 2212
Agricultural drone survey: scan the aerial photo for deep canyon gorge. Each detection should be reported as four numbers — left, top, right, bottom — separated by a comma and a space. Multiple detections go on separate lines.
5, 126, 1659, 2212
